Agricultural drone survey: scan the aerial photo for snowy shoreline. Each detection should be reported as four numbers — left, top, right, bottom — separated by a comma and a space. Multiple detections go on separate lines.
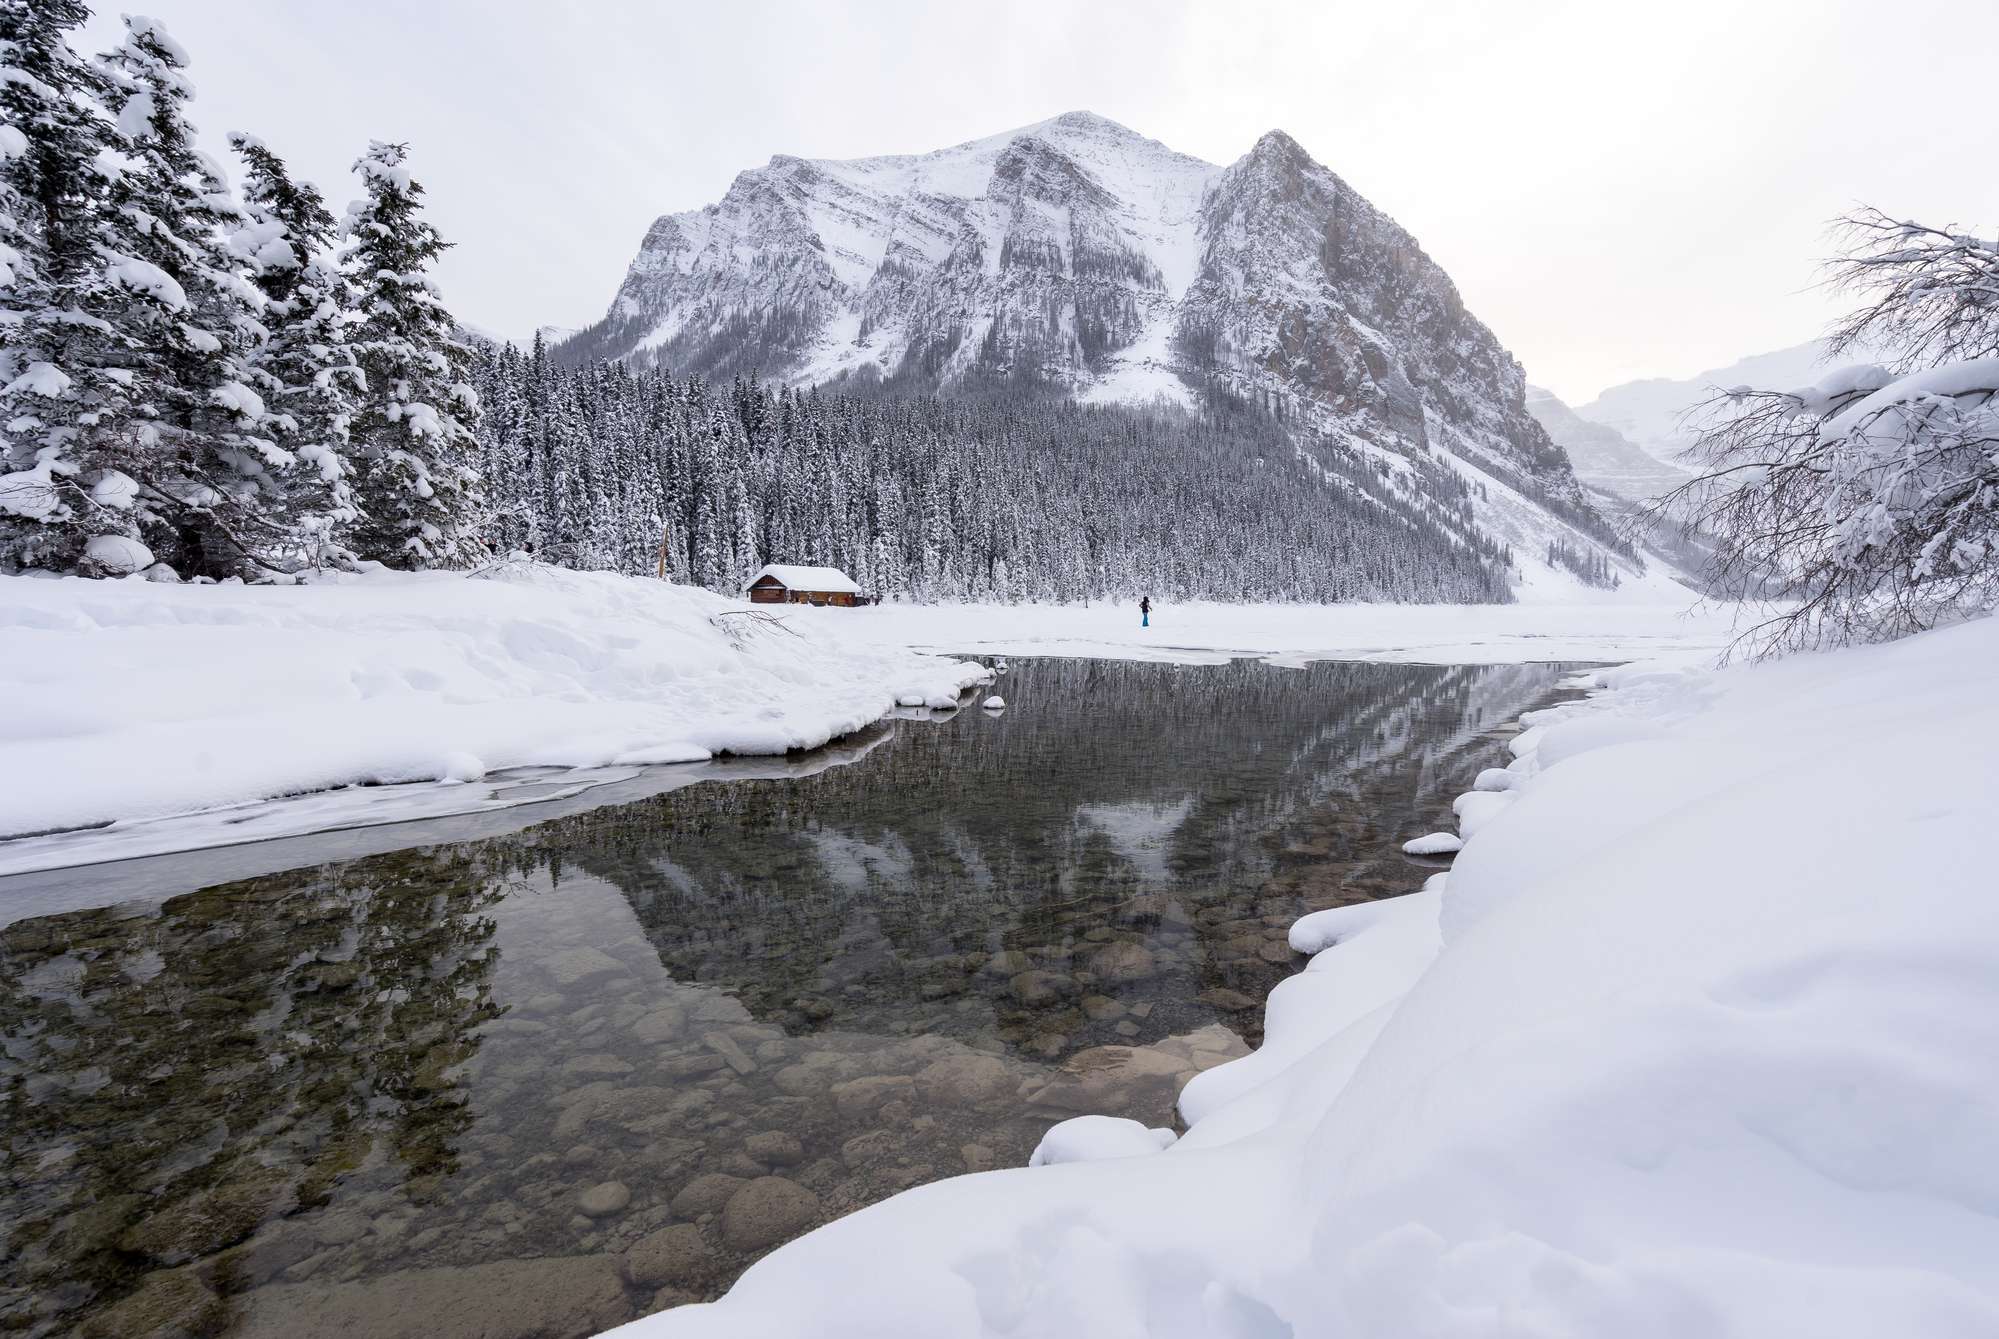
785, 590, 1741, 667
0, 572, 1735, 878
0, 564, 991, 876
615, 613, 1999, 1338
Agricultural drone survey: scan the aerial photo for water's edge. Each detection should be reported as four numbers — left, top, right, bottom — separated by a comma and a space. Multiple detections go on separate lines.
0, 658, 1590, 1339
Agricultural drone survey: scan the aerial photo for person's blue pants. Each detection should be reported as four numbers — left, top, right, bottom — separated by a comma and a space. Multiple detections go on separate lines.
1142, 613, 1149, 626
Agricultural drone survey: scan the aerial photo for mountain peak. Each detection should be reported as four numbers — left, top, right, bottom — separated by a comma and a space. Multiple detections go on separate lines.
560, 112, 1633, 596
1244, 128, 1311, 171
1044, 109, 1132, 135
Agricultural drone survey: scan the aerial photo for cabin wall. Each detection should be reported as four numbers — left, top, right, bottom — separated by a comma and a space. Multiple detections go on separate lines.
745, 580, 859, 607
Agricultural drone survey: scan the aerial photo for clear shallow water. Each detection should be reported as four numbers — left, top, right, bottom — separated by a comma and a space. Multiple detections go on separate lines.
0, 657, 1585, 1338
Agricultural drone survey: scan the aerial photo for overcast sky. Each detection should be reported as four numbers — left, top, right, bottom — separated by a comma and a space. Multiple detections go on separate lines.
81, 0, 1999, 402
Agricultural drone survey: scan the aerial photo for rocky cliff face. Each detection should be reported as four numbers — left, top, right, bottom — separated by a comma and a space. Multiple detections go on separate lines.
560, 112, 1638, 586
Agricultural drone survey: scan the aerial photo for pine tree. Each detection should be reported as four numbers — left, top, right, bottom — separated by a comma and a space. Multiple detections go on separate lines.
0, 0, 133, 571
459, 341, 1525, 605
340, 141, 482, 567
229, 132, 360, 566
91, 15, 274, 577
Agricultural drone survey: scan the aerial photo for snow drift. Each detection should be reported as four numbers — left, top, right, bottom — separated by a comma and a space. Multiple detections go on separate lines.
617, 614, 1999, 1338
0, 562, 989, 853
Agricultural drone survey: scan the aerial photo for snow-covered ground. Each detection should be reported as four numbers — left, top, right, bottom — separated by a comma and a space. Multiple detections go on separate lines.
0, 563, 988, 874
0, 568, 1736, 876
614, 612, 1999, 1339
808, 583, 1738, 667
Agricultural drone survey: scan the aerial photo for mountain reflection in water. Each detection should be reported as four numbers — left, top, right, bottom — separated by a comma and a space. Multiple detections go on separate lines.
0, 657, 1585, 1339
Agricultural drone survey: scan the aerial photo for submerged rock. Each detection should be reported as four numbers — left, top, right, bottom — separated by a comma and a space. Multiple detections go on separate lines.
913, 1053, 1017, 1109
576, 1181, 631, 1217
671, 1173, 745, 1218
226, 1254, 629, 1338
631, 1005, 687, 1043
743, 1130, 805, 1167
117, 1171, 295, 1265
720, 1177, 822, 1252
1006, 969, 1072, 1004
543, 947, 626, 987
623, 1223, 716, 1289
1089, 941, 1158, 981
78, 1268, 222, 1339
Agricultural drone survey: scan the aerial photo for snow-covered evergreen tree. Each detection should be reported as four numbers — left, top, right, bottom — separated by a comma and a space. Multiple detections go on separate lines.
90, 15, 274, 577
0, 0, 131, 571
340, 140, 481, 567
458, 346, 1517, 604
229, 132, 359, 565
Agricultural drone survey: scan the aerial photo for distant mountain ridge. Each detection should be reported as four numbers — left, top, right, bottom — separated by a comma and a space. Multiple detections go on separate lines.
557, 112, 1647, 593
1574, 339, 1890, 467
1526, 386, 1687, 503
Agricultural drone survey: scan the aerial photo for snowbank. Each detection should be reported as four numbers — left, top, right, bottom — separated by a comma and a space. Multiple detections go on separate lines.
618, 613, 1999, 1339
796, 592, 1738, 667
0, 563, 988, 868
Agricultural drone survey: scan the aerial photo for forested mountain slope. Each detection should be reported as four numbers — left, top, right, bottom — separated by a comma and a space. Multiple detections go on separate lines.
556, 113, 1638, 593
471, 347, 1516, 603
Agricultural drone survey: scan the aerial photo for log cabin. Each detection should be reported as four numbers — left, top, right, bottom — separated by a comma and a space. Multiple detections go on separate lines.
745, 564, 863, 607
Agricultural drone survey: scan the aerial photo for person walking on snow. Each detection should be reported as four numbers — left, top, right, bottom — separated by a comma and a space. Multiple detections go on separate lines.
1140, 595, 1151, 628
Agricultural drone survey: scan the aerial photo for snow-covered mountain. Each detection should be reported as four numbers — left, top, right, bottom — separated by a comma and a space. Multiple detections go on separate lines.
1526, 386, 1686, 503
1574, 339, 1881, 467
559, 111, 1640, 590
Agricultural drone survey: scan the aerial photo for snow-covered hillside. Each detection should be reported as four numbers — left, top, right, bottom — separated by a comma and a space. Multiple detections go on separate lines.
1526, 384, 1687, 502
618, 611, 1999, 1339
0, 564, 988, 865
558, 112, 1636, 591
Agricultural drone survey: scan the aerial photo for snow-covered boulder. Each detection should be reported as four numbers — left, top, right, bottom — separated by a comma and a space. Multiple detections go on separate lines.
1028, 1116, 1175, 1167
82, 533, 154, 575
1450, 788, 1515, 839
1401, 831, 1462, 856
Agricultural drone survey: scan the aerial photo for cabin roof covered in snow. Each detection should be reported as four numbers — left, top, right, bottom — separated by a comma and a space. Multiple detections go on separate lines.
747, 564, 860, 594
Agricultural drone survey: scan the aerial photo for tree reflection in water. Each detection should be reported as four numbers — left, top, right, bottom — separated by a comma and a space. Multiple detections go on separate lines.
0, 657, 1584, 1339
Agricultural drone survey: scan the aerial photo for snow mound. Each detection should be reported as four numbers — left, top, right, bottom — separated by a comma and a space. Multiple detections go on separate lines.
1400, 831, 1462, 856
982, 695, 1005, 710
1029, 1116, 1176, 1167
0, 565, 989, 867
614, 613, 1999, 1339
82, 533, 153, 574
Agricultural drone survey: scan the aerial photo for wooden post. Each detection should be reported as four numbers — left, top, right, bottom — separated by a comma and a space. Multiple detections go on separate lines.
656, 528, 670, 581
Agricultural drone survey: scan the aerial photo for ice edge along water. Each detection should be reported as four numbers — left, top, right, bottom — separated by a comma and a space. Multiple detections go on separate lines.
0, 563, 993, 878
0, 568, 1734, 879
618, 612, 1999, 1339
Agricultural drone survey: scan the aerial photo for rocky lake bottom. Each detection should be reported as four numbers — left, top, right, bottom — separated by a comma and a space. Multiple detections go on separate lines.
0, 657, 1587, 1338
